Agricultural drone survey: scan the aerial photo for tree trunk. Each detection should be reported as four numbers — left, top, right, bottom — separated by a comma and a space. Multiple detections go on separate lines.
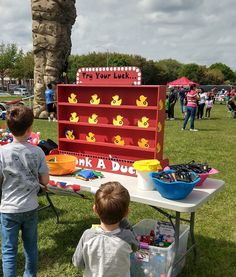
31, 0, 76, 118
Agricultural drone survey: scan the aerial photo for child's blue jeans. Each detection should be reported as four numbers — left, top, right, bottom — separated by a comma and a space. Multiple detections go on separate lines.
0, 209, 38, 277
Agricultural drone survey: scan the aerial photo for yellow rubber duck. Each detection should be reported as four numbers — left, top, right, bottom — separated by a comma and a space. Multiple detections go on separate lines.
68, 93, 78, 103
69, 112, 79, 122
138, 116, 149, 128
90, 94, 100, 105
86, 132, 96, 142
113, 135, 125, 146
88, 114, 98, 124
156, 143, 161, 153
138, 138, 149, 148
113, 115, 124, 126
136, 95, 148, 106
65, 129, 75, 140
111, 95, 122, 106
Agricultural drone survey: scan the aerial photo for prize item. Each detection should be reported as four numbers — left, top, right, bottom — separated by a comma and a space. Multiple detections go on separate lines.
113, 115, 124, 126
111, 95, 122, 105
90, 94, 100, 104
136, 95, 148, 106
138, 138, 149, 148
138, 116, 149, 128
88, 113, 98, 124
69, 112, 79, 122
113, 135, 125, 145
86, 132, 96, 142
68, 93, 78, 103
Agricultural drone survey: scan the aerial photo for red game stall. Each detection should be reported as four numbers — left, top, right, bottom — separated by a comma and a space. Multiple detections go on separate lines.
56, 67, 168, 176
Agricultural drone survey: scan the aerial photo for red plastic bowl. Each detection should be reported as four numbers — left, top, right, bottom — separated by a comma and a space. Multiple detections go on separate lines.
196, 168, 218, 186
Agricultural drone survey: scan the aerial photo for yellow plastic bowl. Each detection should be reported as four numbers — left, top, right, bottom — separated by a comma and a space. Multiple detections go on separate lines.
133, 159, 162, 172
46, 154, 77, 175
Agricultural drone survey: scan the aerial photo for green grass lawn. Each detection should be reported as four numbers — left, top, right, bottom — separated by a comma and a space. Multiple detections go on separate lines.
0, 102, 235, 276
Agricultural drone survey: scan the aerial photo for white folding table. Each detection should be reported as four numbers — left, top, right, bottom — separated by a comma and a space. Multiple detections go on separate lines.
48, 172, 224, 277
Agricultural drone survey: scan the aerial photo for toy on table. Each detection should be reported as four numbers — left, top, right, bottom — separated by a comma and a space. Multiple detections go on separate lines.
136, 95, 148, 106
138, 138, 149, 148
0, 128, 13, 144
88, 113, 98, 124
27, 132, 40, 145
68, 93, 78, 103
90, 94, 100, 104
65, 129, 75, 140
111, 95, 122, 105
138, 116, 149, 128
113, 115, 124, 126
70, 112, 79, 122
165, 161, 218, 186
86, 132, 96, 142
73, 169, 104, 181
113, 135, 125, 145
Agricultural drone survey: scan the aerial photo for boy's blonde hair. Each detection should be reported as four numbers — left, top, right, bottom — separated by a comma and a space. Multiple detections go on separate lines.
95, 182, 130, 225
6, 105, 34, 137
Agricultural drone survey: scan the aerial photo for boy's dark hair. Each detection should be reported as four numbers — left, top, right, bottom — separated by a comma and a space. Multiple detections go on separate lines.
190, 84, 196, 90
47, 83, 52, 89
95, 182, 130, 225
6, 105, 34, 137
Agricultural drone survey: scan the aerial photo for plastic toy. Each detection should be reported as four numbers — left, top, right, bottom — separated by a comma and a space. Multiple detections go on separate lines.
138, 138, 149, 148
113, 115, 124, 126
111, 95, 122, 105
136, 95, 148, 106
86, 132, 96, 142
65, 129, 75, 140
70, 112, 79, 122
113, 135, 125, 145
27, 132, 40, 145
88, 113, 98, 124
73, 169, 104, 181
158, 99, 164, 110
138, 116, 149, 128
68, 93, 78, 103
90, 94, 100, 104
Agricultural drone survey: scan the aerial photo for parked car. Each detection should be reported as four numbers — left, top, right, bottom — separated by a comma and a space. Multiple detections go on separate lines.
13, 87, 29, 96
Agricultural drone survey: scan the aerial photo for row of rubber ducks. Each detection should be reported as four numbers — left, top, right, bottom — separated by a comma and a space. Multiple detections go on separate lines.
68, 93, 149, 107
70, 112, 150, 128
65, 129, 150, 148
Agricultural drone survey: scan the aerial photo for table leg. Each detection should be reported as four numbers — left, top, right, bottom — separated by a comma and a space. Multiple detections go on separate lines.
38, 192, 60, 224
190, 212, 198, 263
167, 211, 180, 277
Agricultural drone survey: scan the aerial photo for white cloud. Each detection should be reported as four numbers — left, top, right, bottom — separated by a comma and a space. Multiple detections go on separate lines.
0, 0, 236, 70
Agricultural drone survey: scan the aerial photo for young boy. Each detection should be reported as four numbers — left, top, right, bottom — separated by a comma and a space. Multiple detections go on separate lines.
72, 182, 139, 277
0, 105, 49, 277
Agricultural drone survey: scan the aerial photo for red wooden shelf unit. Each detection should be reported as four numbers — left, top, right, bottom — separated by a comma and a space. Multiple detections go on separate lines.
57, 84, 168, 175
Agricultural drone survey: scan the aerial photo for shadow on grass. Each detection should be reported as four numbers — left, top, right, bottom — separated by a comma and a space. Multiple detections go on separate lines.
180, 234, 236, 277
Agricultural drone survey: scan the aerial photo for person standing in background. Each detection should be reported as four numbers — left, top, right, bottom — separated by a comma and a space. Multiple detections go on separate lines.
205, 96, 214, 119
179, 86, 186, 116
168, 88, 178, 120
182, 84, 199, 131
45, 83, 57, 122
197, 89, 207, 119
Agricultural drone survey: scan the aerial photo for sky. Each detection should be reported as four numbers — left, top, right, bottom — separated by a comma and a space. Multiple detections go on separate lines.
0, 0, 236, 70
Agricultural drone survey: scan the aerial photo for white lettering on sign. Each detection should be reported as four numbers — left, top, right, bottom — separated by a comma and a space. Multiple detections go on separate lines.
77, 157, 92, 168
111, 161, 135, 175
97, 159, 106, 169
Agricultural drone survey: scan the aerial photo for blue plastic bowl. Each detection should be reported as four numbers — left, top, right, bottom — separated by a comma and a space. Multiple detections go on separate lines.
150, 170, 201, 200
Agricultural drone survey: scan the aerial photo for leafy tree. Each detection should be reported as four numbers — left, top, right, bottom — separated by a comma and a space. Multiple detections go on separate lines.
179, 63, 208, 84
0, 42, 21, 89
205, 68, 224, 85
209, 63, 235, 83
11, 51, 34, 80
156, 59, 183, 83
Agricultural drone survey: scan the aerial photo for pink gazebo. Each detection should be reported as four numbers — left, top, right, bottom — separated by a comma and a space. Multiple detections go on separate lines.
167, 76, 199, 87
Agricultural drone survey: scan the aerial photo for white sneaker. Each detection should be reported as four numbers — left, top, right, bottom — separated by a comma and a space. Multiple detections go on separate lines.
190, 129, 198, 132
181, 128, 185, 131
48, 117, 51, 122
53, 118, 57, 122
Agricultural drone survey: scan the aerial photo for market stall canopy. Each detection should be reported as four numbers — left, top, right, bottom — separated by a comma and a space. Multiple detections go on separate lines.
167, 76, 199, 87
